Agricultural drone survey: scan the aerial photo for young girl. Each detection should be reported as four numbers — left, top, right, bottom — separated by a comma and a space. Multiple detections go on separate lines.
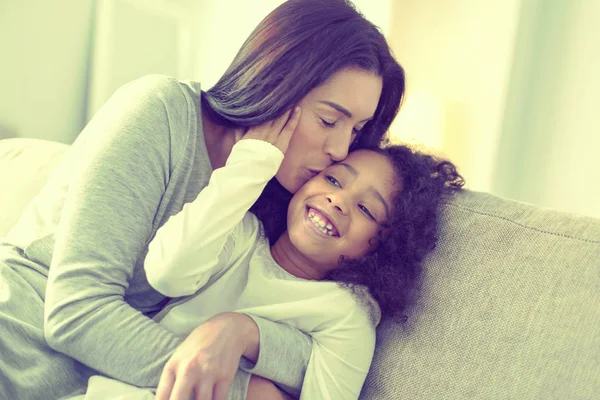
79, 120, 464, 399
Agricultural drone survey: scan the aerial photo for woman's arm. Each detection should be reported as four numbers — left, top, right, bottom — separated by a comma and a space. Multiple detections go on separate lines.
240, 314, 312, 399
44, 75, 187, 386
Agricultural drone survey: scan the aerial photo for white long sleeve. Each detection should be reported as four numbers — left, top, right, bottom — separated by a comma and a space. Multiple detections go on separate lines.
144, 138, 283, 297
300, 305, 376, 400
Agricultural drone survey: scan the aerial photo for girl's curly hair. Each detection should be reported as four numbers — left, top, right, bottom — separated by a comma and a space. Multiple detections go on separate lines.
326, 143, 464, 323
250, 143, 464, 323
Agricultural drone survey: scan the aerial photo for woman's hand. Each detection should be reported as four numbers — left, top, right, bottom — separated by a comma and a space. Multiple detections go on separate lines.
156, 312, 259, 400
243, 107, 301, 154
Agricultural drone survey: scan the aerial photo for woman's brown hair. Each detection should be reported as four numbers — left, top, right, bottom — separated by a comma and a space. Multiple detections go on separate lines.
202, 0, 405, 149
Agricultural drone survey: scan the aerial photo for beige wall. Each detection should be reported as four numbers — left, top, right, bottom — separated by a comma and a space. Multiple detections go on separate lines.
388, 0, 522, 193
194, 0, 285, 90
0, 0, 94, 143
495, 0, 600, 218
87, 0, 196, 120
547, 1, 600, 217
194, 0, 393, 91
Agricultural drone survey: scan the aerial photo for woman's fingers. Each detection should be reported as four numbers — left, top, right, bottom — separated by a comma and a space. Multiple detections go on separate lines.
170, 372, 202, 400
155, 367, 176, 400
212, 378, 233, 400
154, 313, 247, 400
191, 380, 212, 400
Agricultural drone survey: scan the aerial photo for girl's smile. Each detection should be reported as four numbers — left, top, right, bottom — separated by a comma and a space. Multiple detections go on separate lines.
305, 206, 340, 238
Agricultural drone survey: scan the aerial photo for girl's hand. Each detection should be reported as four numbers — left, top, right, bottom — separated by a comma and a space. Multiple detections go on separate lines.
156, 312, 259, 400
243, 107, 301, 154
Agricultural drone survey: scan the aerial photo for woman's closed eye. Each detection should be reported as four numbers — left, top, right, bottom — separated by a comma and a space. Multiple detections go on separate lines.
321, 117, 363, 136
320, 118, 336, 128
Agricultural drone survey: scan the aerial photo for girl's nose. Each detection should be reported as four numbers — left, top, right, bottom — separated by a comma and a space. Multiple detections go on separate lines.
326, 194, 347, 214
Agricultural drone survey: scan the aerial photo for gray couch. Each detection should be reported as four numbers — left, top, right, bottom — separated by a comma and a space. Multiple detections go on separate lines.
1, 138, 599, 399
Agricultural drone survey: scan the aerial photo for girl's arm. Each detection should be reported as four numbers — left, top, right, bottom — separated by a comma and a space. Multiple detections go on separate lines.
144, 138, 283, 297
300, 302, 378, 400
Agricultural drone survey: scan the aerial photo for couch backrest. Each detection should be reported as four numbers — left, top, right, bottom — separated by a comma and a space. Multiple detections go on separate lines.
0, 138, 69, 237
361, 190, 600, 399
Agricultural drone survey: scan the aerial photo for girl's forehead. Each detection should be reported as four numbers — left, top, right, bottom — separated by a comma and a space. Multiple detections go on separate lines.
333, 150, 399, 193
344, 149, 388, 169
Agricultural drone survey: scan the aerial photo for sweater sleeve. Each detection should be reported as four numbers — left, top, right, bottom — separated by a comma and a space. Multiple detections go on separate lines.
240, 315, 312, 399
144, 139, 283, 297
44, 75, 193, 387
300, 304, 377, 400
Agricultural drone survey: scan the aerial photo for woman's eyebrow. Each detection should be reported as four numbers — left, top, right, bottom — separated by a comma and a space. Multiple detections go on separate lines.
337, 162, 390, 218
318, 101, 372, 122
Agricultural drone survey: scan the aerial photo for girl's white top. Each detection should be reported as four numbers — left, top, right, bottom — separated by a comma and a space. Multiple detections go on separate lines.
145, 139, 380, 400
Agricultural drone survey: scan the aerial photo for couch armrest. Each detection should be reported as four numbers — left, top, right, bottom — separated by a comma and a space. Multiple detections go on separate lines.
0, 138, 69, 237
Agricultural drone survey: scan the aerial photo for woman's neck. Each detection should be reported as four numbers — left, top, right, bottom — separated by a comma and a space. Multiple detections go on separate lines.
201, 109, 245, 170
271, 232, 328, 281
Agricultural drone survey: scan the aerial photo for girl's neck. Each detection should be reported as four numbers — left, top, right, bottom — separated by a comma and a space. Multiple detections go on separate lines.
202, 109, 246, 170
271, 232, 327, 281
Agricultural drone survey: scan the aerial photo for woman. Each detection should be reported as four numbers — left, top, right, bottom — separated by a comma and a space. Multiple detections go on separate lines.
0, 0, 404, 399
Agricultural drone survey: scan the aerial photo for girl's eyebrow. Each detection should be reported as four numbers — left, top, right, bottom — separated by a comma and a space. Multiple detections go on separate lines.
336, 162, 390, 219
318, 101, 372, 123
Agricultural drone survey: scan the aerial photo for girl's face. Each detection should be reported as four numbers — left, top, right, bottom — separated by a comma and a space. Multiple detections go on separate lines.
286, 150, 399, 271
275, 68, 383, 193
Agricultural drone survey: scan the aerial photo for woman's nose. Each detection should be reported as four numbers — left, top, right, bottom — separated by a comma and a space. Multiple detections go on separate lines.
324, 129, 353, 162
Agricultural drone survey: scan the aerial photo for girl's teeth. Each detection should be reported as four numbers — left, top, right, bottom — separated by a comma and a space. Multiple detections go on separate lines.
308, 208, 337, 237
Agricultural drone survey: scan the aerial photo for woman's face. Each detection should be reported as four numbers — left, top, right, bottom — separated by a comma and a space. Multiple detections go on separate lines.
275, 68, 383, 193
286, 149, 399, 271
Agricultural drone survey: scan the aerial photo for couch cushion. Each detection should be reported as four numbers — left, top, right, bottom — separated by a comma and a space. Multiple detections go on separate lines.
361, 190, 600, 399
0, 138, 69, 237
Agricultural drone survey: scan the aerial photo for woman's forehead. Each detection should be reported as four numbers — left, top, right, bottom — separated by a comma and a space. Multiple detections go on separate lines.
305, 68, 382, 119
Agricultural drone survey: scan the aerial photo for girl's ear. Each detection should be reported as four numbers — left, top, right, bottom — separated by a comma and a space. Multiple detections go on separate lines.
379, 224, 392, 242
368, 225, 391, 252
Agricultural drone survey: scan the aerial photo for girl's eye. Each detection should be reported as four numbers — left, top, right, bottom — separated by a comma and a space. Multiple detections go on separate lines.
320, 118, 336, 128
359, 204, 376, 221
325, 175, 341, 187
